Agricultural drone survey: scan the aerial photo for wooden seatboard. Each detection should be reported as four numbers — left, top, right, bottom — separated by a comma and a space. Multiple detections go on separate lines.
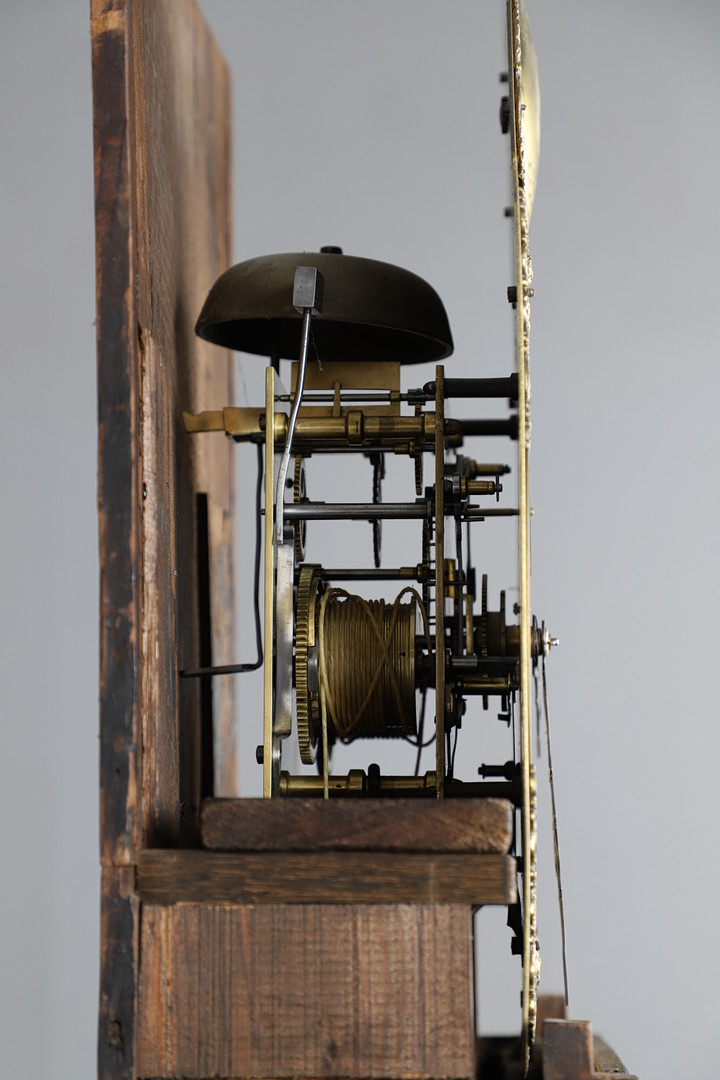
201, 796, 514, 852
137, 849, 517, 906
137, 903, 477, 1079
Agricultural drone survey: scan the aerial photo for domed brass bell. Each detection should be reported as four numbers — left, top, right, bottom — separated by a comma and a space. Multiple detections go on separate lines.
195, 249, 453, 364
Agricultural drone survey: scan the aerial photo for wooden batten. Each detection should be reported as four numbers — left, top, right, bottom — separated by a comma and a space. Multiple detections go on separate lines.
137, 849, 517, 906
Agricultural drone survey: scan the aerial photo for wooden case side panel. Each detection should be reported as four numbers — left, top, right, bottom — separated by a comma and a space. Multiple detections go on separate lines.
93, 0, 235, 860
131, 0, 236, 843
137, 904, 477, 1080
92, 0, 235, 1075
92, 0, 142, 867
98, 867, 139, 1080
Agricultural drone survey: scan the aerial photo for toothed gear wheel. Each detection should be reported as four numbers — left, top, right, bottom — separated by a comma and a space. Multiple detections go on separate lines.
421, 517, 432, 609
296, 566, 322, 764
293, 456, 307, 562
414, 447, 423, 497
413, 404, 423, 495
371, 453, 385, 568
478, 573, 490, 709
479, 574, 489, 656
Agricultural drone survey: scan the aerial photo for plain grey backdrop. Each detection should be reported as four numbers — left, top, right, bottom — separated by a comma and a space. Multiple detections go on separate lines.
1, 1, 718, 1077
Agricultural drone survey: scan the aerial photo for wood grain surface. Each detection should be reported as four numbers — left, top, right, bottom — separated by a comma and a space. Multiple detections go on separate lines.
130, 0, 236, 836
93, 0, 143, 869
201, 796, 514, 853
92, 1, 234, 1075
543, 1020, 639, 1080
137, 903, 477, 1079
93, 0, 236, 864
137, 849, 517, 906
98, 867, 138, 1080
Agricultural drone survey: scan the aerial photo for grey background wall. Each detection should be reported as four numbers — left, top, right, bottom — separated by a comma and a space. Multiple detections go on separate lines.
1, 1, 718, 1077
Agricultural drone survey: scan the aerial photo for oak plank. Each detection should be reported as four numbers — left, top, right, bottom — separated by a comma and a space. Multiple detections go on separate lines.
99, 867, 139, 1080
137, 903, 477, 1079
92, 0, 142, 867
201, 796, 513, 853
137, 849, 517, 906
93, 0, 236, 858
130, 0, 236, 840
93, 3, 235, 1078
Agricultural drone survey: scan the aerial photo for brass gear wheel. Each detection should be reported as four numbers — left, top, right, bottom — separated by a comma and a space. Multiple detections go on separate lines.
293, 456, 307, 562
296, 566, 322, 763
478, 574, 489, 709
479, 573, 489, 657
421, 516, 432, 610
371, 452, 385, 569
413, 403, 423, 496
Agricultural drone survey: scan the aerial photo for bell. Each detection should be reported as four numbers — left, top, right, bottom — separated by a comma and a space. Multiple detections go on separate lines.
195, 248, 453, 364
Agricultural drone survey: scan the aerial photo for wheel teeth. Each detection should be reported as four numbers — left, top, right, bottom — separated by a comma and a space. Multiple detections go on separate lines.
413, 405, 423, 495
295, 566, 317, 764
421, 518, 431, 609
293, 456, 306, 562
372, 454, 383, 568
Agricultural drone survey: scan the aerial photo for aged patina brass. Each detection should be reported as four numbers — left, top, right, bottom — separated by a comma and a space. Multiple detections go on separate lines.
195, 250, 453, 364
508, 0, 541, 1068
279, 770, 438, 797
183, 406, 448, 447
